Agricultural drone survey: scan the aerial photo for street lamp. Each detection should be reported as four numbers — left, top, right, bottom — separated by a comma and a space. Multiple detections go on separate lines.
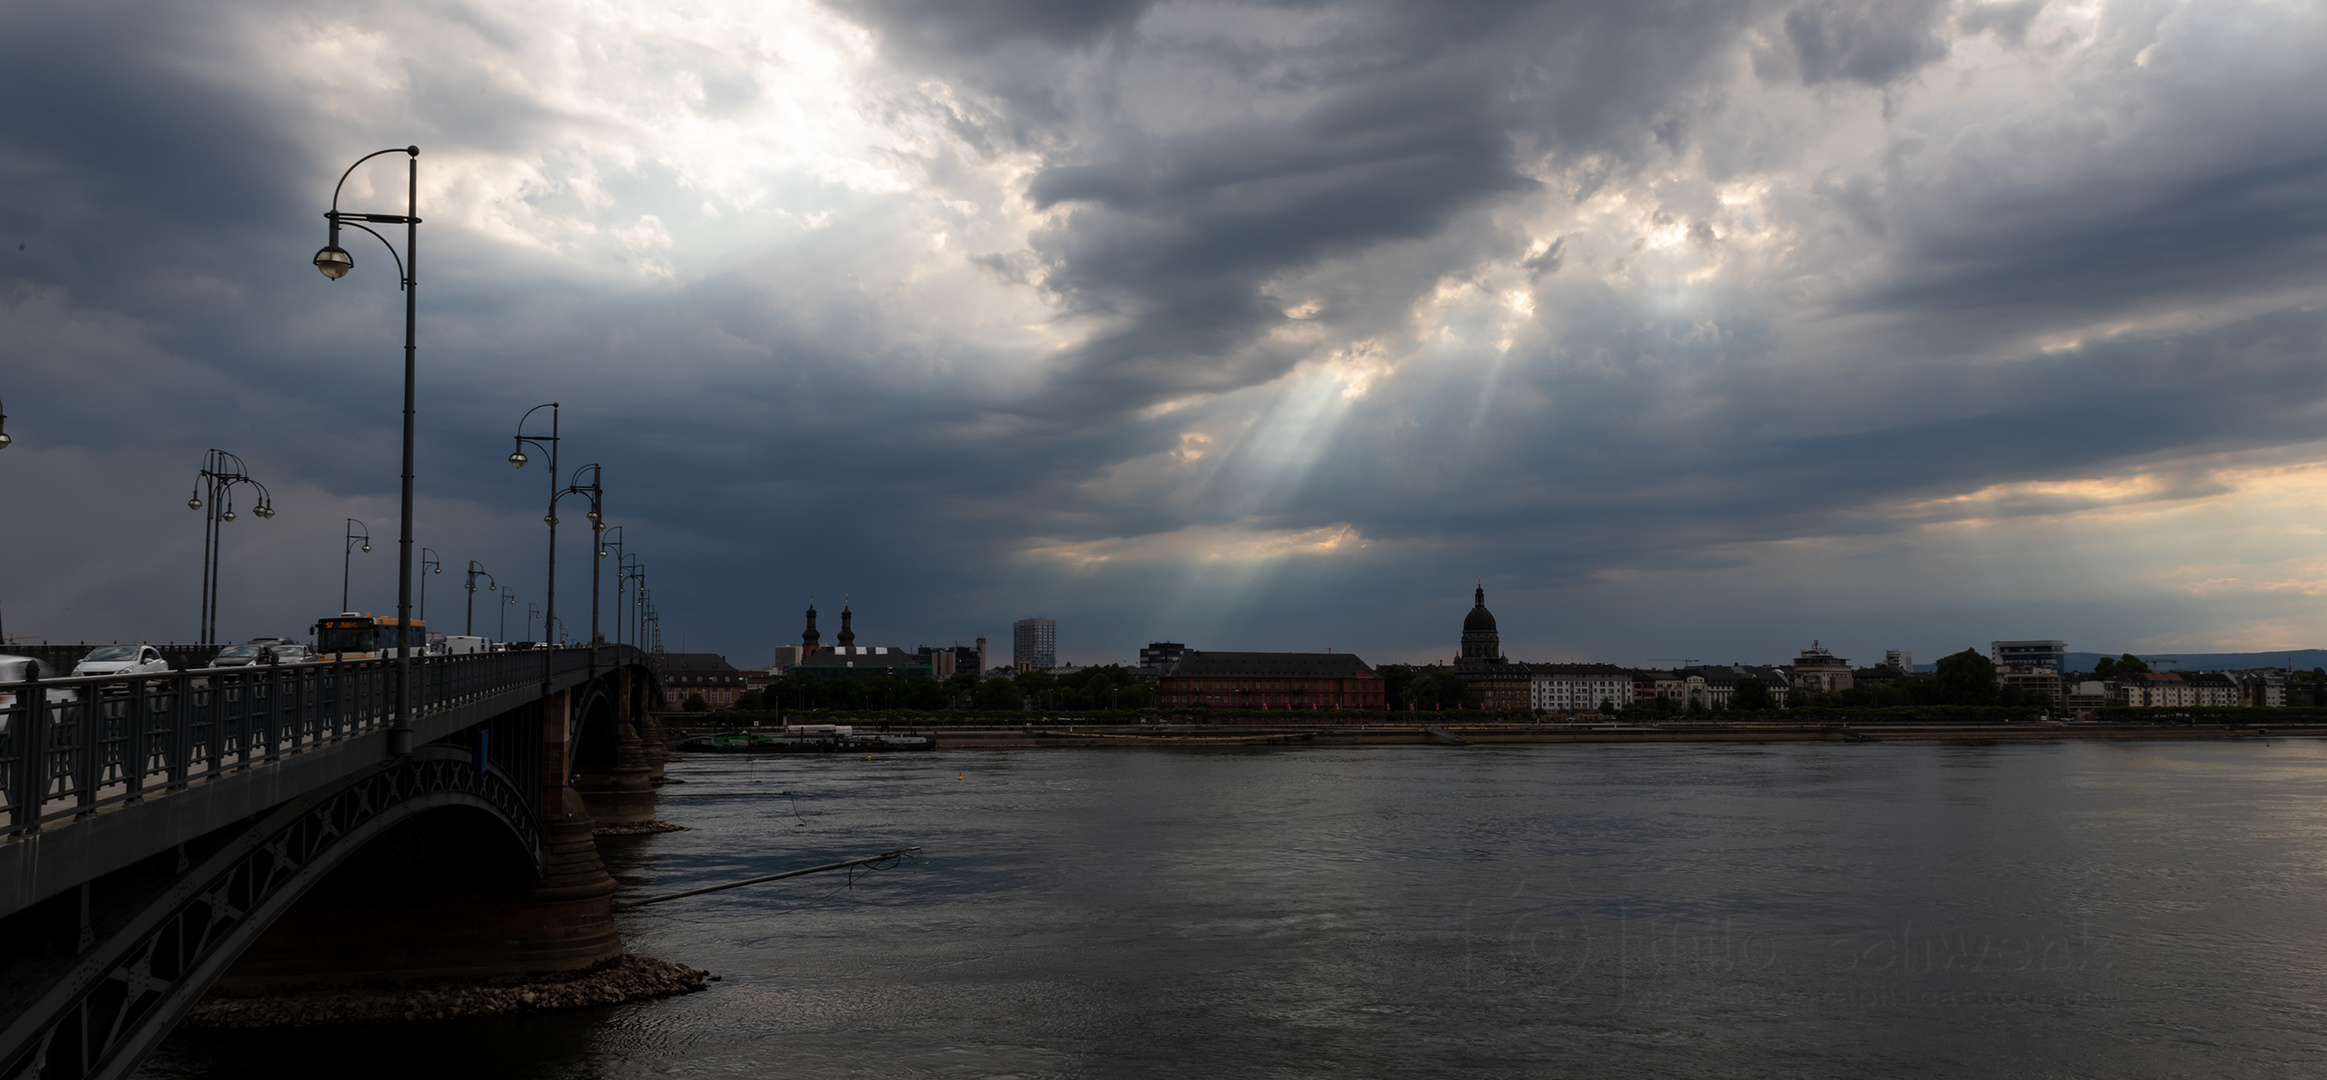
500, 587, 516, 643
420, 547, 442, 626
623, 558, 648, 655
599, 527, 625, 647
464, 560, 497, 637
342, 518, 371, 613
190, 448, 275, 644
0, 399, 11, 449
509, 403, 563, 648
315, 144, 423, 757
553, 463, 605, 648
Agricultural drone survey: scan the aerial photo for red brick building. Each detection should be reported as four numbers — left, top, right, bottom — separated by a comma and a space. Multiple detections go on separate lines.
1158, 651, 1386, 711
661, 652, 747, 709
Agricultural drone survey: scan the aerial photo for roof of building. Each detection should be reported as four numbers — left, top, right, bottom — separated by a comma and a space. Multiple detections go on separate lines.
1794, 640, 1849, 667
1164, 651, 1377, 679
1528, 662, 1635, 677
662, 652, 739, 673
795, 645, 927, 670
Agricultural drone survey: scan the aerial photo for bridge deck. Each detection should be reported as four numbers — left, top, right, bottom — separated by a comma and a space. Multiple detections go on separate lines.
0, 647, 644, 920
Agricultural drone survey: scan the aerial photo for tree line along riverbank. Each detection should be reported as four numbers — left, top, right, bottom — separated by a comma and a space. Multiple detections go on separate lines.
658, 704, 2327, 729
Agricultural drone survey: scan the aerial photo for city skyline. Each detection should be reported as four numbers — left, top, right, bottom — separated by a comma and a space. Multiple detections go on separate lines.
6, 2, 2327, 667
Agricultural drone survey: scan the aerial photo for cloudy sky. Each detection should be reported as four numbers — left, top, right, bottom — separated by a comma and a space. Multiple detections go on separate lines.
5, 0, 2326, 669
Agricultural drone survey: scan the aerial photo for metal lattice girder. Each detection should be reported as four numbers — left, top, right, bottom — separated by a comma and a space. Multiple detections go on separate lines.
0, 747, 542, 1080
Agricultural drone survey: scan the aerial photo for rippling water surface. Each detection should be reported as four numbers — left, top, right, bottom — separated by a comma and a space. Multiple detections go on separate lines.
143, 739, 2327, 1078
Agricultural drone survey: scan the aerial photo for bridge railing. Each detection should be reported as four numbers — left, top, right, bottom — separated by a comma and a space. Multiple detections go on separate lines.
0, 646, 641, 837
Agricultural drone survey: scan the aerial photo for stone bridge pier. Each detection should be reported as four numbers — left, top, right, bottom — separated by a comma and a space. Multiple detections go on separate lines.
219, 685, 639, 986
572, 669, 659, 827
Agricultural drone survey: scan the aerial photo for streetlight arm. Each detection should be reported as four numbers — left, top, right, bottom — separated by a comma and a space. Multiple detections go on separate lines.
329, 219, 408, 287
329, 147, 419, 217
515, 402, 561, 442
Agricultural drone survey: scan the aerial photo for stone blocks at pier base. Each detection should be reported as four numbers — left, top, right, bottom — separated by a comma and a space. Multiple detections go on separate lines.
573, 767, 657, 826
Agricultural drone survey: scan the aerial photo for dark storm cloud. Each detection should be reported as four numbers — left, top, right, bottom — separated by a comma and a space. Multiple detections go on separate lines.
848, 0, 1154, 51
793, 0, 2327, 656
841, 0, 1781, 420
9, 0, 2327, 666
1780, 0, 1952, 86
1025, 79, 1537, 406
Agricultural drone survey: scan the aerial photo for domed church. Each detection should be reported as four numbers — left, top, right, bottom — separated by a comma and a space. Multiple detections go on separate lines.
1457, 582, 1506, 668
1451, 581, 1530, 711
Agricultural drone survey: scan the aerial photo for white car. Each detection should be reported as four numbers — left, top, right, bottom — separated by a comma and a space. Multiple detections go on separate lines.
74, 645, 170, 677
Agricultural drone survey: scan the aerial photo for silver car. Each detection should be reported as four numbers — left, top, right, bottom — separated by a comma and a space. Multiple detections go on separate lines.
0, 654, 76, 724
210, 644, 272, 667
74, 645, 170, 677
268, 644, 319, 665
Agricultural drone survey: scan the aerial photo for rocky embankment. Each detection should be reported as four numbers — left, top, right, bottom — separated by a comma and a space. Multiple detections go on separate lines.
596, 819, 686, 836
183, 954, 709, 1028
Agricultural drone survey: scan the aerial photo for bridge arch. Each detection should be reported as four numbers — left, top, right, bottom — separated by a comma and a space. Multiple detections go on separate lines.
0, 747, 540, 1080
572, 679, 625, 774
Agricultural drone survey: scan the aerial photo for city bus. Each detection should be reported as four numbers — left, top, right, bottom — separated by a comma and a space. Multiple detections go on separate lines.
314, 613, 428, 660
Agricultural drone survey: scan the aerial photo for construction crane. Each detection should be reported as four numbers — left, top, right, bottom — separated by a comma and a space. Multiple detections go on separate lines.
1648, 657, 1701, 669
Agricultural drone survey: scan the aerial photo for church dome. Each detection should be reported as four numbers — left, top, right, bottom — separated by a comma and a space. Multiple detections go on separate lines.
1463, 586, 1497, 634
1458, 582, 1504, 665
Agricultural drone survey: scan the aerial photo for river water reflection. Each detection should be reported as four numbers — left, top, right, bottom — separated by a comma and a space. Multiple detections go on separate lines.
142, 739, 2327, 1078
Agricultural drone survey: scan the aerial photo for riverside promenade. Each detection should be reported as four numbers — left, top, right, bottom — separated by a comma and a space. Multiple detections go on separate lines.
661, 719, 2318, 750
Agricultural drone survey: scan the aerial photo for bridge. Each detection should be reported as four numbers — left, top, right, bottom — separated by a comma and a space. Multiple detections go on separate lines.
0, 646, 668, 1080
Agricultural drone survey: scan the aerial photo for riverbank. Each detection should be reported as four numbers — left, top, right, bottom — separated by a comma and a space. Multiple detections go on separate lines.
181, 955, 708, 1028
663, 720, 2321, 750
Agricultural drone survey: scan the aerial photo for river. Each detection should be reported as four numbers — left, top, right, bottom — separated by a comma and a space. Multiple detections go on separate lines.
140, 738, 2327, 1078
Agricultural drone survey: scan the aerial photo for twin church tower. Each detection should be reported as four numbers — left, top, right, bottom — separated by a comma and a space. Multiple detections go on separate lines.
795, 598, 854, 658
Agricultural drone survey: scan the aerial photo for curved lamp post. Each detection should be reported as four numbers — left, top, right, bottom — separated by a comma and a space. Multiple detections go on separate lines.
555, 463, 605, 647
419, 547, 442, 628
342, 518, 371, 613
464, 560, 497, 637
599, 527, 625, 647
509, 403, 560, 645
190, 448, 275, 644
622, 558, 648, 655
500, 587, 517, 643
315, 144, 422, 757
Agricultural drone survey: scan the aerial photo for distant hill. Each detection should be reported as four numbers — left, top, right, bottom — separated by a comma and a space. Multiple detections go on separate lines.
2064, 650, 2327, 673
